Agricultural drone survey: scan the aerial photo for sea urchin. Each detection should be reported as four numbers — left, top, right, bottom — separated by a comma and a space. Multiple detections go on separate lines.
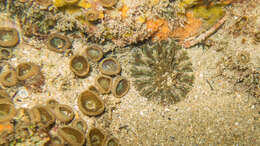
131, 40, 194, 103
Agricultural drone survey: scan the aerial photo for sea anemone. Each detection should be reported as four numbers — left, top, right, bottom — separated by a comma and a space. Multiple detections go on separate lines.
69, 55, 90, 77
95, 74, 113, 94
130, 40, 194, 103
87, 127, 106, 146
0, 27, 19, 48
47, 33, 71, 53
111, 76, 130, 98
99, 57, 121, 76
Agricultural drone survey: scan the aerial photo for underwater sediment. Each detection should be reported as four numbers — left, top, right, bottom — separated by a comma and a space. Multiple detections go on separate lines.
0, 0, 259, 145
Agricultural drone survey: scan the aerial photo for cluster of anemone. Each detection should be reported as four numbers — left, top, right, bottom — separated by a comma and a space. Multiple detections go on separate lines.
130, 39, 194, 104
1, 96, 120, 146
0, 27, 44, 91
217, 51, 260, 98
0, 27, 19, 60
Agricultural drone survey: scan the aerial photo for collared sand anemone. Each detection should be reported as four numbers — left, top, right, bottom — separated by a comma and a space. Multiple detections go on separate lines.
0, 48, 12, 60
99, 57, 121, 76
16, 62, 44, 92
47, 33, 71, 53
70, 55, 90, 77
0, 100, 16, 122
16, 62, 40, 81
0, 90, 9, 101
29, 105, 56, 128
85, 45, 103, 62
95, 74, 113, 94
0, 69, 18, 87
46, 98, 59, 110
53, 104, 75, 123
111, 76, 130, 98
57, 126, 85, 146
78, 90, 105, 116
0, 27, 19, 47
103, 136, 120, 146
72, 118, 88, 133
87, 127, 106, 146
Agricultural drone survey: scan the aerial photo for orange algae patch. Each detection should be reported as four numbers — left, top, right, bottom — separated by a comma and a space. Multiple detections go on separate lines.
172, 12, 201, 40
0, 123, 12, 133
146, 18, 171, 41
120, 4, 128, 19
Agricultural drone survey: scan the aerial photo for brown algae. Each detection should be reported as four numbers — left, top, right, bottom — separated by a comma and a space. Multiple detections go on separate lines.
78, 90, 105, 116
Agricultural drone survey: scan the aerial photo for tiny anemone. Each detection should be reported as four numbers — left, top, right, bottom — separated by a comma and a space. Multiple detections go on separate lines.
99, 57, 121, 76
85, 45, 103, 62
35, 0, 52, 8
46, 98, 59, 110
78, 90, 105, 116
47, 33, 71, 53
16, 108, 31, 123
16, 62, 44, 92
0, 27, 19, 47
236, 51, 250, 65
29, 105, 56, 128
72, 118, 88, 133
57, 126, 85, 146
99, 0, 118, 8
70, 55, 90, 77
130, 40, 194, 104
86, 9, 100, 22
0, 90, 9, 101
95, 74, 112, 94
111, 76, 130, 98
88, 85, 100, 95
0, 100, 16, 122
53, 104, 75, 123
87, 127, 106, 146
16, 62, 40, 81
0, 48, 12, 60
0, 69, 18, 87
103, 136, 120, 146
254, 32, 260, 42
44, 135, 65, 146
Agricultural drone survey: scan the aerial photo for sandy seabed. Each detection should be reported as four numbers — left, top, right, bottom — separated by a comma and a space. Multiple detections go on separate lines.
0, 0, 259, 145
